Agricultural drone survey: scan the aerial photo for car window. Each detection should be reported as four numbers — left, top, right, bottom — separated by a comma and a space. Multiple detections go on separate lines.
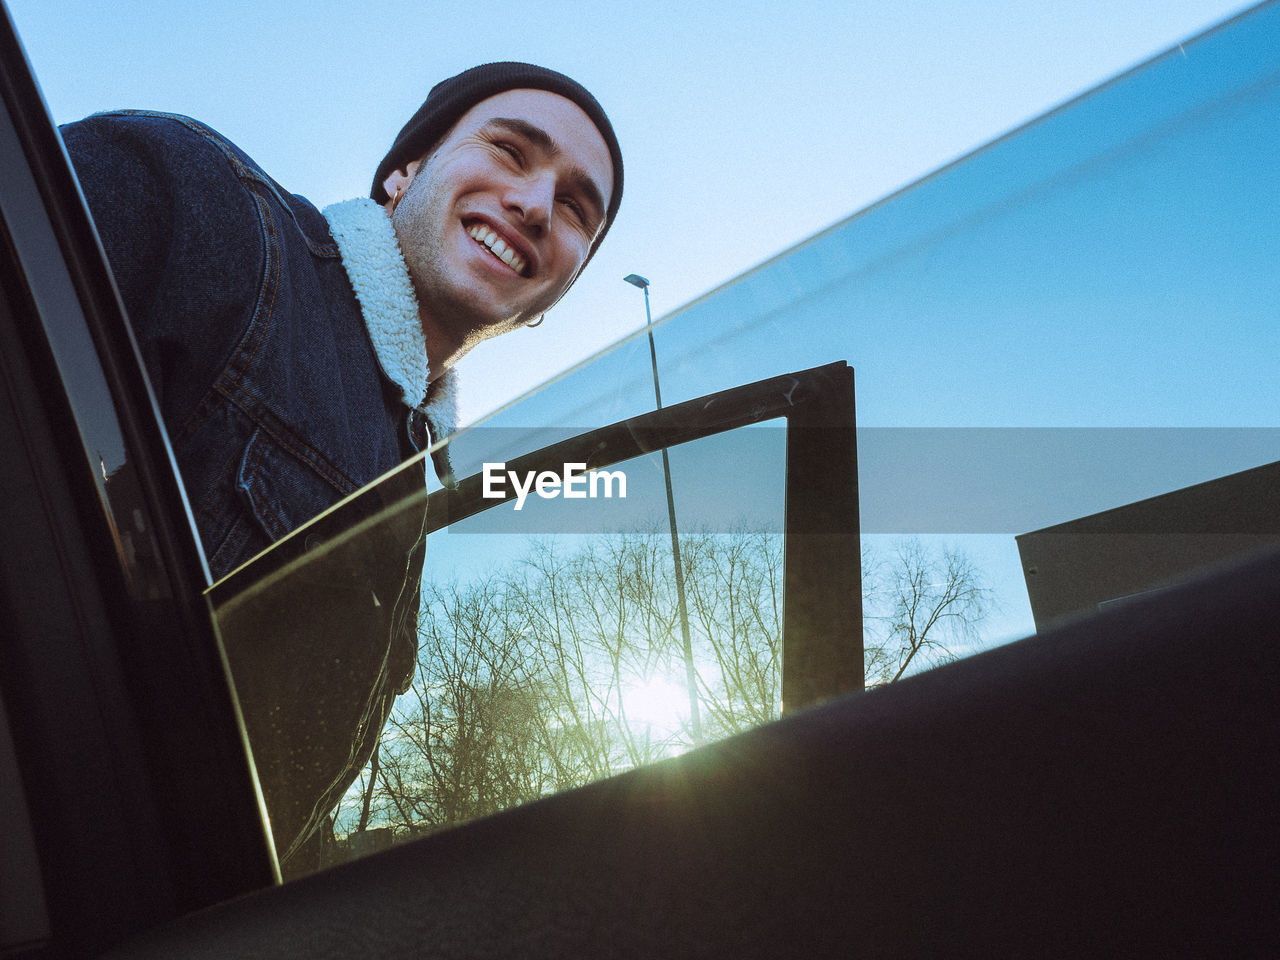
208, 362, 860, 875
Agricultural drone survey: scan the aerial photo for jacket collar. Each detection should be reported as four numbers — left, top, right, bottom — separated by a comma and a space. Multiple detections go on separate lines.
321, 197, 458, 448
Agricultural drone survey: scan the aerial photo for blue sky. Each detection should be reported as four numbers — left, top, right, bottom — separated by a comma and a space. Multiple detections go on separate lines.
6, 0, 1256, 423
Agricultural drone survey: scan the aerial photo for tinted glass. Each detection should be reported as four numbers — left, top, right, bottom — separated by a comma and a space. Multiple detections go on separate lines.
209, 368, 852, 875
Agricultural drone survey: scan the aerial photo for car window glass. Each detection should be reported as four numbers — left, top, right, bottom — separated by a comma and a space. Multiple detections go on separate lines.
341, 431, 790, 843
208, 423, 804, 873
207, 366, 856, 876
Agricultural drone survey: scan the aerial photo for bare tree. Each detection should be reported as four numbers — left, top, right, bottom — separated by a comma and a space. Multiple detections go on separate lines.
680, 531, 783, 738
863, 537, 993, 687
332, 532, 991, 847
333, 575, 553, 835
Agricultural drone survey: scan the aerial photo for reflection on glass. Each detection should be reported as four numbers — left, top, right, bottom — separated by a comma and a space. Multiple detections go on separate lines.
211, 400, 857, 874
208, 457, 429, 874
329, 428, 793, 861
362, 529, 784, 824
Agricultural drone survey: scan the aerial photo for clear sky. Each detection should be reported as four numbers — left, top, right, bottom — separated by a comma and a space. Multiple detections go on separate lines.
4, 0, 1256, 423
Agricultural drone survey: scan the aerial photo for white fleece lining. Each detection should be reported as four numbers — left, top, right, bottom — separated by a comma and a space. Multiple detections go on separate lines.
322, 197, 429, 407
322, 197, 458, 445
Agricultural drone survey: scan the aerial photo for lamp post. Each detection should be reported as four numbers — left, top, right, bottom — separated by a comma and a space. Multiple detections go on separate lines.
623, 274, 703, 746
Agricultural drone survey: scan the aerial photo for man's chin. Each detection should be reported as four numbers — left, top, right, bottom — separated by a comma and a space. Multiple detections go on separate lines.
437, 308, 529, 350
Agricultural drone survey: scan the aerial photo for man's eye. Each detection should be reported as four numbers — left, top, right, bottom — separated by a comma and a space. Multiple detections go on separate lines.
497, 142, 523, 165
559, 196, 586, 224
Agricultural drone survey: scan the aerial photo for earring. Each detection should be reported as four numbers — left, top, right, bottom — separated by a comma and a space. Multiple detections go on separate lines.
526, 314, 545, 328
390, 184, 404, 213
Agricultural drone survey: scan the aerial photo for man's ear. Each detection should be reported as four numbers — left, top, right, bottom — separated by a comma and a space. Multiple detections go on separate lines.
381, 159, 425, 213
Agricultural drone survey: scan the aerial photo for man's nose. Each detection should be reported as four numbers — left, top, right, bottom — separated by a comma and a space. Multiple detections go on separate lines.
504, 172, 554, 235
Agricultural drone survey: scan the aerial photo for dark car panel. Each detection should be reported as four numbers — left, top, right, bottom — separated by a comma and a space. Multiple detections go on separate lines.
0, 4, 273, 954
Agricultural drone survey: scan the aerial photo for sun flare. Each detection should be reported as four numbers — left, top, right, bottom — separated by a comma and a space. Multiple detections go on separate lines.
622, 676, 689, 735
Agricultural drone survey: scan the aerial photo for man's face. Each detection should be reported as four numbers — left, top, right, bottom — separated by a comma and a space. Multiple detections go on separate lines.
386, 88, 614, 362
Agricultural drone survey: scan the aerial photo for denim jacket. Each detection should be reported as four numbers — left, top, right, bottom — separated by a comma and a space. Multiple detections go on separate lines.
64, 112, 450, 865
63, 110, 452, 582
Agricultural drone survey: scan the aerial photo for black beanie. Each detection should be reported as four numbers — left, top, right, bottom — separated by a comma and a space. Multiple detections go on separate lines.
371, 62, 623, 257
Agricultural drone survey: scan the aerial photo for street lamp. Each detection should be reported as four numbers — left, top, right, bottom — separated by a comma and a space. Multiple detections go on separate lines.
623, 273, 703, 745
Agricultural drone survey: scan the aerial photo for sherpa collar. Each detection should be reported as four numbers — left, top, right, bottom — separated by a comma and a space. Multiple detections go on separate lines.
321, 197, 458, 448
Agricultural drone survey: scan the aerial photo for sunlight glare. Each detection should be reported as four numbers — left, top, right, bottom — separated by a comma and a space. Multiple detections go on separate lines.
623, 676, 689, 735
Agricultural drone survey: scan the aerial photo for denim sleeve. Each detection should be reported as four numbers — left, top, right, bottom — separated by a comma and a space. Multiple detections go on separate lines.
61, 112, 266, 439
62, 114, 409, 586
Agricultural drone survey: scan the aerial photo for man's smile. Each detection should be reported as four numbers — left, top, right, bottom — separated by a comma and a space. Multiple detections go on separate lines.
465, 221, 529, 277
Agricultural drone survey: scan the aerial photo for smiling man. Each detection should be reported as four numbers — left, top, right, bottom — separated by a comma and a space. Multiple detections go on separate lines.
379, 85, 616, 377
61, 62, 623, 872
64, 62, 622, 580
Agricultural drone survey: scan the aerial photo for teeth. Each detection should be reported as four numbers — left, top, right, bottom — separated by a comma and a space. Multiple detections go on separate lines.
466, 224, 527, 276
